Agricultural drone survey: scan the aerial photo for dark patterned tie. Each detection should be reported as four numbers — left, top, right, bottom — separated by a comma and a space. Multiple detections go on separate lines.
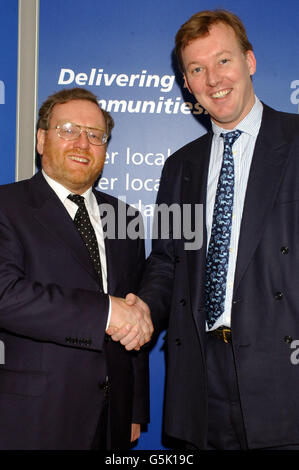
205, 130, 242, 329
68, 194, 103, 292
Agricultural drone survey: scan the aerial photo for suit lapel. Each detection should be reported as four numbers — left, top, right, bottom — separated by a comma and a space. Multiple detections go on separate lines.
30, 172, 98, 282
234, 105, 291, 293
93, 190, 118, 293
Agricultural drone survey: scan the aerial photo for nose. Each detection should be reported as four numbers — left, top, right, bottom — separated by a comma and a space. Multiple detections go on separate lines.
206, 67, 220, 87
74, 130, 90, 148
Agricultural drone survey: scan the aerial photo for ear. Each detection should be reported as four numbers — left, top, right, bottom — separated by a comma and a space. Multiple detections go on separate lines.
36, 129, 46, 155
245, 50, 256, 77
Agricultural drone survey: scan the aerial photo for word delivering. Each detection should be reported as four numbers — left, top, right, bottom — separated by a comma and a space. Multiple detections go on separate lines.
58, 68, 175, 92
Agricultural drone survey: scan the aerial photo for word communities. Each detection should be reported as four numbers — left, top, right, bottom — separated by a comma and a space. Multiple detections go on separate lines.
97, 96, 205, 115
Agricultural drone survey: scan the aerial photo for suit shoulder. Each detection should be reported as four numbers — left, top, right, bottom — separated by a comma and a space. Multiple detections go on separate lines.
172, 132, 212, 160
263, 104, 299, 137
266, 105, 299, 121
0, 179, 31, 207
162, 131, 212, 176
0, 179, 29, 194
163, 131, 212, 168
94, 188, 119, 205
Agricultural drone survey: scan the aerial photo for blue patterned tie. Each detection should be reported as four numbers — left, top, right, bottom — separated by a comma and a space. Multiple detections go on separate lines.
205, 130, 242, 329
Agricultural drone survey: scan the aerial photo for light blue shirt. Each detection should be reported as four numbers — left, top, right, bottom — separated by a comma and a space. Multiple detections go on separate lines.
206, 96, 263, 330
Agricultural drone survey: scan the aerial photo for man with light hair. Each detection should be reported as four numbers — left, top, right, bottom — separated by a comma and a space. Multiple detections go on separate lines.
126, 9, 299, 450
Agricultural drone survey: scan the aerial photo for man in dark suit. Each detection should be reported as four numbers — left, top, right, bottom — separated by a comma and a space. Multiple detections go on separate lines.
0, 87, 152, 450
126, 10, 299, 450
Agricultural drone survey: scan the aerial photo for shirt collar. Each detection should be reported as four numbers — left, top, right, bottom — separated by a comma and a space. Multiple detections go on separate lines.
212, 95, 263, 138
42, 169, 95, 210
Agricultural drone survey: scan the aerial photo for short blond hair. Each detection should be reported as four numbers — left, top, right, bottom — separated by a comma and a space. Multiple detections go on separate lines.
175, 9, 253, 72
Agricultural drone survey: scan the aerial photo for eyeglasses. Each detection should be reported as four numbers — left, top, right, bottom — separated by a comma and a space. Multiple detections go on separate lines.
49, 121, 108, 146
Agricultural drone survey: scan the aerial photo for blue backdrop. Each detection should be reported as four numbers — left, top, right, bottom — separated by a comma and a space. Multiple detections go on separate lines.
2, 0, 299, 450
0, 0, 18, 184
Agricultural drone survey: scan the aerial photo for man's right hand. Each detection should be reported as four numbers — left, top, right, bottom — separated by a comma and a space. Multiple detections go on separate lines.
106, 296, 153, 351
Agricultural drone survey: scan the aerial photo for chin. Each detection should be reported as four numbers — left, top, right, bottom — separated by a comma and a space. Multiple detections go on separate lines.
212, 112, 240, 128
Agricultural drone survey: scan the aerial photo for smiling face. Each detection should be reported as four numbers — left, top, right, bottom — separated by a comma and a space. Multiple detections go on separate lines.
37, 99, 107, 194
182, 22, 256, 129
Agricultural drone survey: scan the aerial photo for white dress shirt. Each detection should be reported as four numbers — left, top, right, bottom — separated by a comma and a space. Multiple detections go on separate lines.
42, 170, 111, 326
206, 96, 263, 330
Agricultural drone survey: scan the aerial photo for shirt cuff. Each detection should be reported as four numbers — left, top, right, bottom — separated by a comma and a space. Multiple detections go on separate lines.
106, 295, 112, 329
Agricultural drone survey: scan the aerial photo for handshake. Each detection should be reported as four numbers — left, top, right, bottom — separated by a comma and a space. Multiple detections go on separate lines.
106, 294, 153, 351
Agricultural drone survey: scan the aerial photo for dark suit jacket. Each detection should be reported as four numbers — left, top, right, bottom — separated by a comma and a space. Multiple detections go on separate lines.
0, 171, 149, 450
139, 104, 299, 449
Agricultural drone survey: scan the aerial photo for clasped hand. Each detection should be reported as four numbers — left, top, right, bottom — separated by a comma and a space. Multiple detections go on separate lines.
106, 294, 153, 351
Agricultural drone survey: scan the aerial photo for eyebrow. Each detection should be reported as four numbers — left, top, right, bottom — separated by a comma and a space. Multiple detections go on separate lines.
57, 121, 106, 131
215, 50, 231, 57
185, 50, 233, 71
187, 50, 232, 66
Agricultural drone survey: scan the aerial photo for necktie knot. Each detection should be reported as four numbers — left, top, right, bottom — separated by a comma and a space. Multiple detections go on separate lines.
68, 193, 85, 207
220, 130, 242, 148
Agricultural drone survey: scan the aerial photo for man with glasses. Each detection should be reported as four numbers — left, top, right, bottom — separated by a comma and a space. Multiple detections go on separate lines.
0, 87, 152, 450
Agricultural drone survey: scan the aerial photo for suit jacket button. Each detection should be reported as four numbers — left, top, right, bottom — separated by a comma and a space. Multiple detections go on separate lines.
99, 378, 110, 396
179, 299, 186, 306
274, 291, 283, 300
284, 336, 293, 344
175, 338, 181, 346
281, 246, 289, 255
